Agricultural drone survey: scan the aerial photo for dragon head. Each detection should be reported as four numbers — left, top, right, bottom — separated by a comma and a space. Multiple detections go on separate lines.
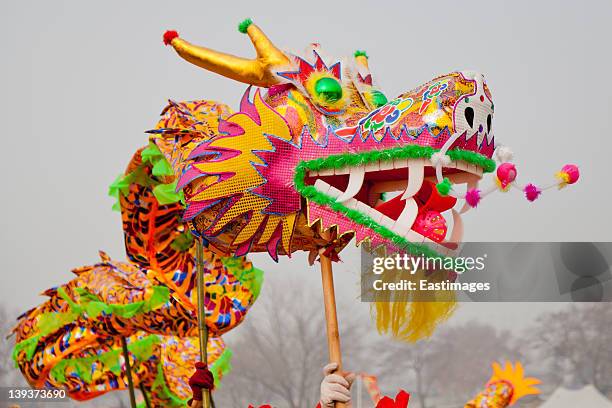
154, 20, 578, 342
158, 21, 497, 261
155, 20, 571, 262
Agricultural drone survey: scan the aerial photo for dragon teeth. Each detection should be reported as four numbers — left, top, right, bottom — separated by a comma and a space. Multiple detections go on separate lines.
313, 179, 331, 195
379, 160, 394, 171
365, 161, 380, 173
401, 159, 425, 200
318, 168, 334, 176
337, 166, 365, 202
392, 197, 419, 236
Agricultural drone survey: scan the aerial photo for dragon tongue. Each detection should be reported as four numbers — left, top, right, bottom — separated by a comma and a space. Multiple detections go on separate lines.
374, 194, 407, 220
416, 180, 457, 212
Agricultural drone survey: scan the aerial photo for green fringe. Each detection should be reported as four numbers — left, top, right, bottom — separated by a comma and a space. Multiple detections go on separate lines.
108, 142, 183, 211
153, 181, 184, 206
48, 335, 161, 385
221, 257, 264, 300
152, 159, 174, 177
71, 286, 170, 319
152, 363, 189, 407
354, 50, 368, 58
170, 231, 194, 252
238, 18, 253, 34
210, 347, 233, 387
140, 143, 164, 162
11, 336, 39, 365
13, 286, 170, 365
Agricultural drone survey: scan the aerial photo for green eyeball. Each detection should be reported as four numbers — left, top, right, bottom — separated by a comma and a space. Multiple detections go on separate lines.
370, 89, 388, 107
314, 77, 343, 103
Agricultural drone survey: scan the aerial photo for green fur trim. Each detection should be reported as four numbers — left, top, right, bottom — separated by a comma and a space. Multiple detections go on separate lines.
302, 145, 495, 174
446, 149, 496, 173
210, 347, 233, 387
238, 18, 253, 34
354, 50, 368, 58
293, 145, 494, 257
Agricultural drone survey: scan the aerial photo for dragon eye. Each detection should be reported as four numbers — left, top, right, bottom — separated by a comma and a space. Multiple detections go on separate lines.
314, 77, 343, 103
370, 90, 388, 107
487, 114, 492, 133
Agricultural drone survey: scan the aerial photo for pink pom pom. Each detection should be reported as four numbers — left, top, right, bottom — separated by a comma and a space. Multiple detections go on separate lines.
496, 162, 517, 189
560, 164, 580, 184
524, 183, 542, 202
465, 188, 482, 208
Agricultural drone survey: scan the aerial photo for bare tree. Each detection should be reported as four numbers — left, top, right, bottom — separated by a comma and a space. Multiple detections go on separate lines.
1, 304, 29, 391
214, 276, 371, 408
529, 303, 612, 393
374, 321, 522, 408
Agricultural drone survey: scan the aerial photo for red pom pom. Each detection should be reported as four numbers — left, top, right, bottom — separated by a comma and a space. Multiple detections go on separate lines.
189, 361, 214, 401
163, 30, 179, 45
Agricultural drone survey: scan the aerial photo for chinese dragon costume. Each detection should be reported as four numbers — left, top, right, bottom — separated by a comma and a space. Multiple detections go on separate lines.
11, 17, 576, 407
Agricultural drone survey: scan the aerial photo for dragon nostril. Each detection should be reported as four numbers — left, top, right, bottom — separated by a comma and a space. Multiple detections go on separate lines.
487, 114, 492, 133
464, 107, 474, 128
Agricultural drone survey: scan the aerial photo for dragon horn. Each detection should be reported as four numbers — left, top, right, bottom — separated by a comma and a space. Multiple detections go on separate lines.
163, 19, 290, 87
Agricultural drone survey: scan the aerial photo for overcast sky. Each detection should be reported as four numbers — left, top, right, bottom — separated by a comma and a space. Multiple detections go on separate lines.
1, 0, 611, 333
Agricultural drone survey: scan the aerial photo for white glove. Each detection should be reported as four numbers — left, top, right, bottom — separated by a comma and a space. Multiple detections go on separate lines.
320, 362, 356, 407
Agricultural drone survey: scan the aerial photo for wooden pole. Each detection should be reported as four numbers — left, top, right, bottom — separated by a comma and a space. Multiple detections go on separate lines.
120, 336, 137, 408
139, 383, 151, 408
195, 239, 212, 408
320, 252, 347, 408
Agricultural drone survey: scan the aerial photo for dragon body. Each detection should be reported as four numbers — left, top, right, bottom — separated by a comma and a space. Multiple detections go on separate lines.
12, 136, 262, 405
